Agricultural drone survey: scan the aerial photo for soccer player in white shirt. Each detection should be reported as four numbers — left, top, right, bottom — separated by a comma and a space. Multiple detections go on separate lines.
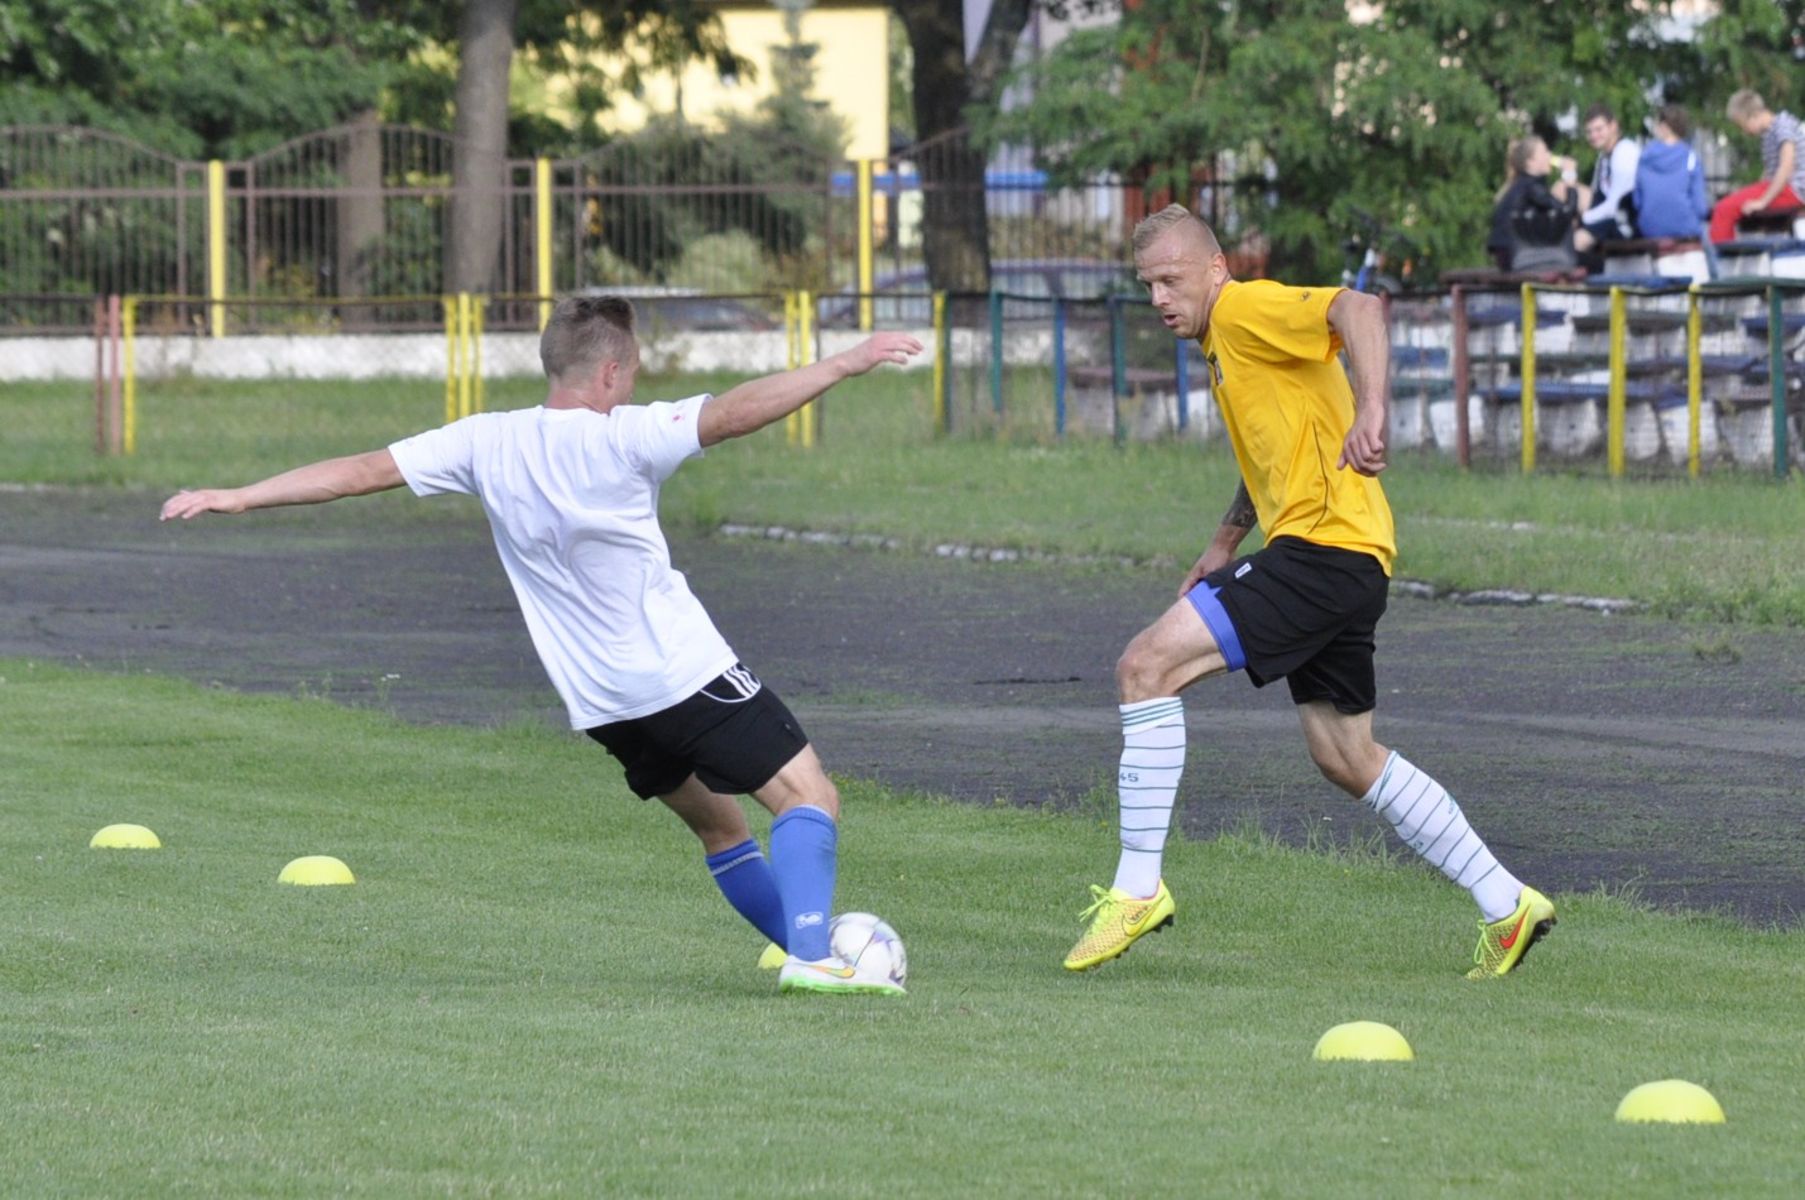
161, 296, 922, 996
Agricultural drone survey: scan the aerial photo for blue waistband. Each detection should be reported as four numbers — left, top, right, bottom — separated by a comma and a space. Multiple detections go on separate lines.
1185, 582, 1247, 673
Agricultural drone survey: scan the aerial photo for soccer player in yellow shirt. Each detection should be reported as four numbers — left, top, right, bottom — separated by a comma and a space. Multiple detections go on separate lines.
1063, 205, 1553, 980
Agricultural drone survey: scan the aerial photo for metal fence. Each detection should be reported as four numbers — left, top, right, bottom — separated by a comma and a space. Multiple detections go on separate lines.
2, 122, 1144, 335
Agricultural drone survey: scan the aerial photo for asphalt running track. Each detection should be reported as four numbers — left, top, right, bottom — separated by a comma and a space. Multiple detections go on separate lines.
4, 488, 1802, 924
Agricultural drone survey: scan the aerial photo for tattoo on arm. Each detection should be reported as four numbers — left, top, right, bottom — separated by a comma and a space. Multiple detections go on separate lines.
1222, 482, 1256, 531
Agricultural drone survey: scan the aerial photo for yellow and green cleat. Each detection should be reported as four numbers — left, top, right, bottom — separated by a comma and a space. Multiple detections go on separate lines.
1062, 880, 1176, 971
1466, 886, 1556, 980
757, 942, 787, 970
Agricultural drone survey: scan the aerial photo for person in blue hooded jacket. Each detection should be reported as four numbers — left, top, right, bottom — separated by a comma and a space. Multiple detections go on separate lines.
1633, 106, 1710, 240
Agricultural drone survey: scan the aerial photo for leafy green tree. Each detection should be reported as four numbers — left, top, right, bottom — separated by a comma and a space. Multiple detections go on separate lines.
1673, 0, 1805, 177
982, 0, 1701, 280
0, 0, 420, 158
441, 0, 750, 290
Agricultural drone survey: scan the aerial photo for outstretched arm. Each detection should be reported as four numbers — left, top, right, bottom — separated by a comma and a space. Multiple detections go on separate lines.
1328, 289, 1389, 476
160, 449, 405, 520
698, 332, 922, 447
1177, 482, 1258, 597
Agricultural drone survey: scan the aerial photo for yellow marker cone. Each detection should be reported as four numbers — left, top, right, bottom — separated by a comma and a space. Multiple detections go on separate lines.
1615, 1080, 1725, 1125
278, 855, 356, 886
90, 824, 161, 849
1313, 1020, 1414, 1062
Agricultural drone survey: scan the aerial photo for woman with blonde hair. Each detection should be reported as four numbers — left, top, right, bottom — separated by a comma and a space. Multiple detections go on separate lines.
1486, 135, 1582, 271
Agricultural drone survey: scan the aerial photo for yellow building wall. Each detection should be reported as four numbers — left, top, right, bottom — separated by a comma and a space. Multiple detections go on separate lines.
579, 8, 890, 161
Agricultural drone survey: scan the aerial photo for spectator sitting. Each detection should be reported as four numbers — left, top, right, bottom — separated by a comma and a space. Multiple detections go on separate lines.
1488, 136, 1581, 272
1633, 105, 1710, 241
1709, 89, 1805, 244
1574, 103, 1640, 270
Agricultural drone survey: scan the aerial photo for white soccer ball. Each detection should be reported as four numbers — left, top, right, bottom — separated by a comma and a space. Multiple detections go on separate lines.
829, 911, 907, 988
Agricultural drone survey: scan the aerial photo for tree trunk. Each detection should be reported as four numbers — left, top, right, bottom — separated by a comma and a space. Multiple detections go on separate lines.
901, 0, 989, 293
446, 0, 518, 295
896, 0, 1031, 293
336, 109, 384, 326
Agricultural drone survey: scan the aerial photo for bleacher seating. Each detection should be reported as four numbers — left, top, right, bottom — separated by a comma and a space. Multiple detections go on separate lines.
1419, 250, 1802, 468
1599, 238, 1709, 283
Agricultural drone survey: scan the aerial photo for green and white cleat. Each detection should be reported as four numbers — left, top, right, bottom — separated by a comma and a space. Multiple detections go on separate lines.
778, 955, 906, 996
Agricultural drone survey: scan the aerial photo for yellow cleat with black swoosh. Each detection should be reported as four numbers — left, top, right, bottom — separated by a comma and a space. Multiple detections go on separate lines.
1062, 880, 1176, 971
1465, 887, 1556, 980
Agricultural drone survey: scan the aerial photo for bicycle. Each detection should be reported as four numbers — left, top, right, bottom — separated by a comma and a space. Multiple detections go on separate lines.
1339, 208, 1413, 295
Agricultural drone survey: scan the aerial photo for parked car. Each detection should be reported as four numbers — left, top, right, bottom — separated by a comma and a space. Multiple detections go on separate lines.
817, 259, 1140, 328
580, 286, 781, 332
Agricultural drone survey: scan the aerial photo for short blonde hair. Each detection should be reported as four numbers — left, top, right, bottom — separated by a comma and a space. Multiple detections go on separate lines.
1727, 89, 1767, 122
1131, 204, 1222, 258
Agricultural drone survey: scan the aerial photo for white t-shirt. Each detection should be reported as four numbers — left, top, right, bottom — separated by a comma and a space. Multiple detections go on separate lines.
387, 396, 737, 728
1584, 137, 1642, 228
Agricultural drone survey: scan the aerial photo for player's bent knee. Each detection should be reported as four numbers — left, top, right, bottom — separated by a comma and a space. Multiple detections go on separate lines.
1115, 645, 1161, 703
758, 747, 841, 820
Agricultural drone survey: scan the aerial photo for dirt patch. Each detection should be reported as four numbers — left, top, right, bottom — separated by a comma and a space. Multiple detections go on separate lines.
6, 487, 1804, 924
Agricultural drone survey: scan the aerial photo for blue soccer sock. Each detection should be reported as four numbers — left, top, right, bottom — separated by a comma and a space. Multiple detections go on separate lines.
704, 838, 787, 949
769, 804, 838, 962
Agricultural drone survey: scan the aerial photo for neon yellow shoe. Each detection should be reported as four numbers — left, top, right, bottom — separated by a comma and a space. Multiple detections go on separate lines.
1465, 887, 1556, 980
1062, 880, 1175, 971
757, 942, 786, 970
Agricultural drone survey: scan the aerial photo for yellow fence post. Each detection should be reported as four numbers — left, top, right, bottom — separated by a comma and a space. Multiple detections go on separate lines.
1686, 287, 1702, 480
784, 291, 800, 445
932, 290, 947, 435
1519, 283, 1536, 474
121, 296, 138, 455
1606, 286, 1626, 479
457, 292, 474, 418
207, 160, 227, 337
472, 294, 485, 414
799, 289, 817, 447
443, 295, 458, 425
535, 159, 553, 330
857, 160, 874, 332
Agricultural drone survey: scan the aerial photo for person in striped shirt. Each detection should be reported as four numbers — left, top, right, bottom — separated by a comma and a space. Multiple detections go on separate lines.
1710, 89, 1805, 244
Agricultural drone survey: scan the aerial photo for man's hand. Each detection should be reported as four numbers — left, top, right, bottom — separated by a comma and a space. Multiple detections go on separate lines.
160, 488, 246, 521
839, 331, 924, 376
1337, 406, 1388, 476
1744, 195, 1772, 214
1177, 546, 1234, 599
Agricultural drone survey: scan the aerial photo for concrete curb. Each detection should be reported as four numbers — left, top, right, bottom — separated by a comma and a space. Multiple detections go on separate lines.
715, 522, 1641, 616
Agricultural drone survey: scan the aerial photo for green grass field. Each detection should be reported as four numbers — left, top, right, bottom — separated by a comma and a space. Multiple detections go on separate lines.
9, 370, 1804, 623
4, 658, 1801, 1197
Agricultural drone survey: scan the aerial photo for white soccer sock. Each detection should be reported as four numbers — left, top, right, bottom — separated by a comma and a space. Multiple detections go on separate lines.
1111, 697, 1186, 898
1363, 751, 1522, 922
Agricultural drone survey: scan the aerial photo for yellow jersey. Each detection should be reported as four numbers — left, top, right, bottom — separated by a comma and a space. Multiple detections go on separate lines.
1200, 280, 1396, 574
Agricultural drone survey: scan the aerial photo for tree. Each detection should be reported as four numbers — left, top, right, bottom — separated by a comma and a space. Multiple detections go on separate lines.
891, 0, 1035, 291
1672, 0, 1805, 177
441, 0, 747, 292
446, 0, 519, 294
979, 0, 1707, 280
0, 0, 419, 157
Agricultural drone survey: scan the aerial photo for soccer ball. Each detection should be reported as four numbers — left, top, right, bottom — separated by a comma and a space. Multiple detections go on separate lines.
830, 912, 907, 988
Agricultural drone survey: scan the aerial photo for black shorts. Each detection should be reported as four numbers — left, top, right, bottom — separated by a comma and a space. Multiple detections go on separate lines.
1187, 536, 1390, 715
584, 664, 810, 800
